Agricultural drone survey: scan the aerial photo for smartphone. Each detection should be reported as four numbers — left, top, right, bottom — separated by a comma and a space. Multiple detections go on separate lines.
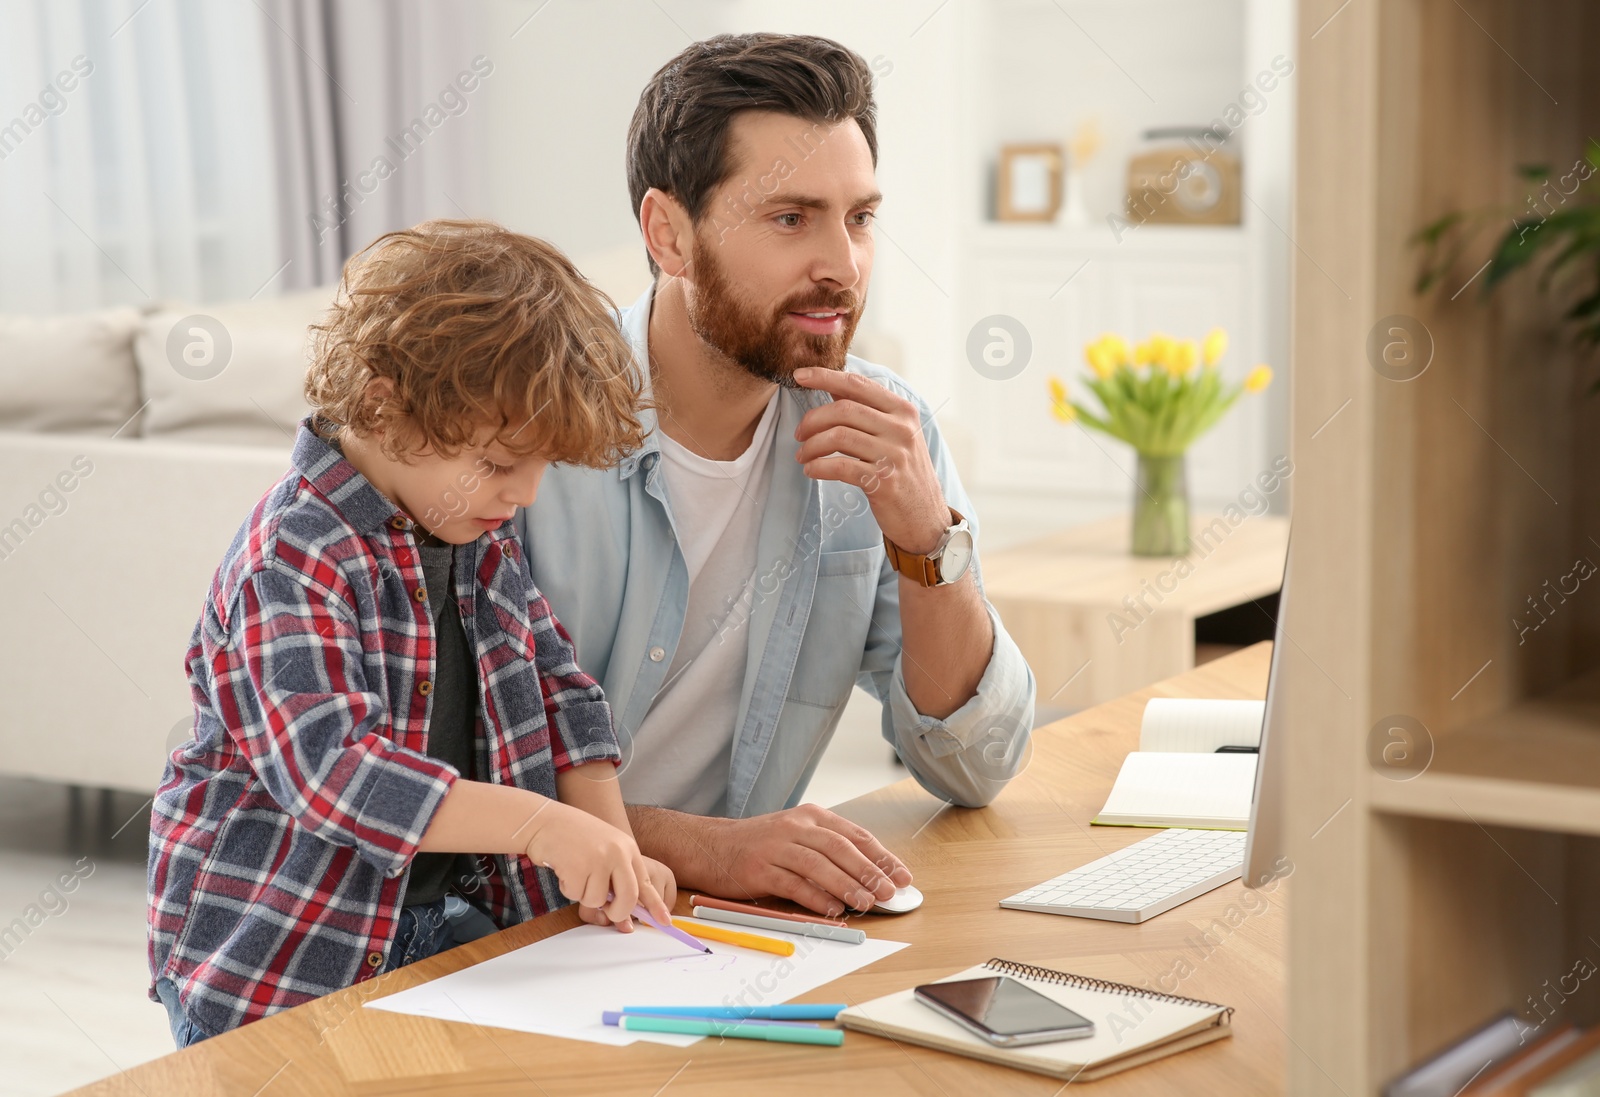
914, 976, 1095, 1047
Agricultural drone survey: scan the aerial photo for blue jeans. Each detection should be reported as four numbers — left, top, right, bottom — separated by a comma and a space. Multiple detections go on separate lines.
380, 894, 499, 972
154, 976, 210, 1049
378, 897, 455, 974
156, 895, 498, 1049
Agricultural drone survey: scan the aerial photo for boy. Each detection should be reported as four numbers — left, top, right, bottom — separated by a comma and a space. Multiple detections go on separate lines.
147, 220, 673, 1047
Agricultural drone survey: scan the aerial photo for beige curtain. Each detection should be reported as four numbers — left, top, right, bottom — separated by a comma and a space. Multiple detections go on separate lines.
261, 0, 491, 289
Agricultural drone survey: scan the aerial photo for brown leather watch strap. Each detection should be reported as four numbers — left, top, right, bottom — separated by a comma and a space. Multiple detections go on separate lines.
883, 509, 964, 587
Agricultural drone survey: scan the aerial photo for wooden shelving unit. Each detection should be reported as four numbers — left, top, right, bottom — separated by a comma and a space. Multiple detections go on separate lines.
1367, 670, 1600, 837
1288, 1, 1600, 1092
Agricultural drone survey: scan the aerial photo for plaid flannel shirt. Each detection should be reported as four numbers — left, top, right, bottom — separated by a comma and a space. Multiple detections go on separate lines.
147, 417, 621, 1038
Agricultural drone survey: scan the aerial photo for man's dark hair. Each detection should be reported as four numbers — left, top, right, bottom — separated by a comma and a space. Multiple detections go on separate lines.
627, 33, 879, 275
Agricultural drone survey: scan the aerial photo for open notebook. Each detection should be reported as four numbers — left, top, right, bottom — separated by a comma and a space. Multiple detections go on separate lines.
1092, 698, 1265, 829
838, 958, 1232, 1082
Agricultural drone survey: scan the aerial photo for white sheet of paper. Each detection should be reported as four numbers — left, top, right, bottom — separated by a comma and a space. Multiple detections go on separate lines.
365, 918, 909, 1046
1139, 698, 1266, 753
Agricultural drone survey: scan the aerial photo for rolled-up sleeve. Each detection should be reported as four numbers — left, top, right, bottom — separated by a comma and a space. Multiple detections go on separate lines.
857, 383, 1038, 809
527, 590, 623, 772
884, 603, 1036, 807
213, 565, 457, 878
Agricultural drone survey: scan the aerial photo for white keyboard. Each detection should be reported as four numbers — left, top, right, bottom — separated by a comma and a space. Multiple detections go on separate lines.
1000, 828, 1247, 924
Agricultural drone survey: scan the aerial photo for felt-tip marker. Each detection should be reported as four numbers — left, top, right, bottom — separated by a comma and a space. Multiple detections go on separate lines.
617, 1016, 844, 1045
614, 1010, 851, 1029
603, 890, 712, 954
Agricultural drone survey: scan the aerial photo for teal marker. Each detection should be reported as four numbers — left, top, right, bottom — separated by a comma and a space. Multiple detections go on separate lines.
618, 1015, 844, 1046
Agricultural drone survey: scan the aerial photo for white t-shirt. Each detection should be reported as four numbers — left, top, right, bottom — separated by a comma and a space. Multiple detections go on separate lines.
619, 391, 781, 814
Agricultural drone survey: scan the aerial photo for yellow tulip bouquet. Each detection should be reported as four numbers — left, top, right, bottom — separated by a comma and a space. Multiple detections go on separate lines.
1048, 328, 1272, 555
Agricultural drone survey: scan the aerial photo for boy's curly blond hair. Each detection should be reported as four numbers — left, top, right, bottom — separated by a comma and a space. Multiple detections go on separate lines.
306, 220, 645, 467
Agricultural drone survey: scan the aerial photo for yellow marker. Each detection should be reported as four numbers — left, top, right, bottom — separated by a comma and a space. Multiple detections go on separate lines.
670, 918, 796, 957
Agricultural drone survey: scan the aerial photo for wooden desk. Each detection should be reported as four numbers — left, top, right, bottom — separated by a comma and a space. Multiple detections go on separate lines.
73, 645, 1282, 1097
983, 514, 1288, 709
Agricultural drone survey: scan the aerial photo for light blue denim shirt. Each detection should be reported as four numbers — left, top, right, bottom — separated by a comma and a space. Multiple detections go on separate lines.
518, 286, 1035, 816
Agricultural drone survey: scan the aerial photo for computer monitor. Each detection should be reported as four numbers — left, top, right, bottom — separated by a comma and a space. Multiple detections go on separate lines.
1243, 535, 1290, 890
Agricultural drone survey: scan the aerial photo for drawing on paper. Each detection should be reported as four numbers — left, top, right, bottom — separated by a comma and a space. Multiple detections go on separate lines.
662, 951, 739, 973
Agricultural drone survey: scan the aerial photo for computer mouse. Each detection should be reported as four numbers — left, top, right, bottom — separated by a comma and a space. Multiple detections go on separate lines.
864, 885, 923, 915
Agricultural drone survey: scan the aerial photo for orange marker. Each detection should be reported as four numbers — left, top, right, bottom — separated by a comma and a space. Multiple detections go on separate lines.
670, 918, 796, 957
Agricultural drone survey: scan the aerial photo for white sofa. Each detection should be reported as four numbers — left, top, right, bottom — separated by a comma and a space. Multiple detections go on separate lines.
0, 290, 328, 793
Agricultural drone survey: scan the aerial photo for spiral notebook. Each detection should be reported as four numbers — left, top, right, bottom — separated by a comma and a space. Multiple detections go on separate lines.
837, 958, 1233, 1082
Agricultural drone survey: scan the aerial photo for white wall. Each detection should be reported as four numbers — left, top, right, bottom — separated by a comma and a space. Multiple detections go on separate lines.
479, 0, 675, 300
977, 0, 1248, 223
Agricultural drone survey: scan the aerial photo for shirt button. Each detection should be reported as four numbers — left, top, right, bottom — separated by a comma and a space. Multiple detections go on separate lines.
413, 587, 427, 602
417, 680, 433, 696
366, 951, 384, 968
389, 516, 408, 530
648, 646, 666, 662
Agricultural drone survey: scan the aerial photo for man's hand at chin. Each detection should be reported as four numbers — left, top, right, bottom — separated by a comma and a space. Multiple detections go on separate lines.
701, 804, 912, 916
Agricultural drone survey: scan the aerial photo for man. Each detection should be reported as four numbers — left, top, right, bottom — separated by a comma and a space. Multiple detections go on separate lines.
519, 33, 1035, 918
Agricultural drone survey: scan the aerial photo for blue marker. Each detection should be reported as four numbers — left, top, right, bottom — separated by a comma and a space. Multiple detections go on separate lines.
618, 1004, 846, 1021
602, 1010, 818, 1028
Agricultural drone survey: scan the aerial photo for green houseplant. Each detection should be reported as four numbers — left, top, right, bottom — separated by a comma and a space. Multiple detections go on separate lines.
1414, 140, 1600, 388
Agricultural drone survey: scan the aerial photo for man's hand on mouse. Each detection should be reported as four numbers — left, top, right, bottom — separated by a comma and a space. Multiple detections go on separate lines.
704, 803, 912, 917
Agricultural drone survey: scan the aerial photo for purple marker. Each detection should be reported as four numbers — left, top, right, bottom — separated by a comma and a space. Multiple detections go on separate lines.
604, 890, 711, 954
633, 905, 713, 954
601, 1010, 818, 1028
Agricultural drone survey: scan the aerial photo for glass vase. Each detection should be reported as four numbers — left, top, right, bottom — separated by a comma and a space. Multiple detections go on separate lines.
1132, 453, 1190, 557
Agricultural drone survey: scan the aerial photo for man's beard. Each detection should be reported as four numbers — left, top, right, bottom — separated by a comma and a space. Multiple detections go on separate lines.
685, 239, 864, 387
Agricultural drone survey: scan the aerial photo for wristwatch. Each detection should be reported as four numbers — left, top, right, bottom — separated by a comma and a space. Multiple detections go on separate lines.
883, 509, 975, 587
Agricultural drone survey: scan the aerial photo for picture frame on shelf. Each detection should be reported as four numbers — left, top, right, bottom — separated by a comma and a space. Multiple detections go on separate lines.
996, 143, 1064, 222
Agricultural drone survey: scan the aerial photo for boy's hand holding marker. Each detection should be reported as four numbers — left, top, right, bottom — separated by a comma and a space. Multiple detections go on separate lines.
410, 737, 674, 933
574, 856, 677, 931
523, 798, 671, 930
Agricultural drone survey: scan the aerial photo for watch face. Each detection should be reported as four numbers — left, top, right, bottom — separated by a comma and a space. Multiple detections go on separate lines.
937, 528, 975, 584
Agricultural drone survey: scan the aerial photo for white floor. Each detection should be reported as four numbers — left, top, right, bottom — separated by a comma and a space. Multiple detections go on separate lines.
0, 782, 175, 1097
0, 687, 913, 1097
